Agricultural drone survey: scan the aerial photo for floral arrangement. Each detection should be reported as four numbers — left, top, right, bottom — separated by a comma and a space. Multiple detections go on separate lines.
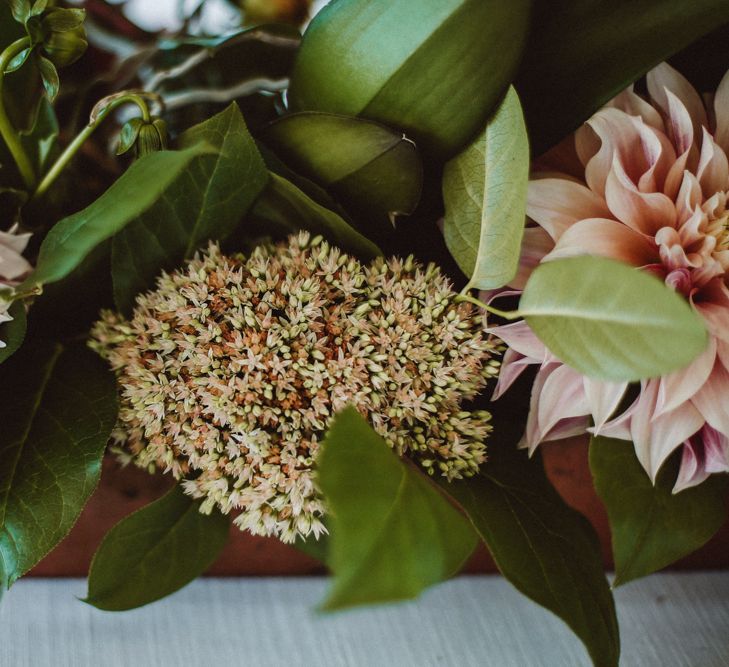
1, 0, 729, 664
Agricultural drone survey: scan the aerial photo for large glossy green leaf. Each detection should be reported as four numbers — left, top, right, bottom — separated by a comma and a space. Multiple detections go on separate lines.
516, 0, 729, 155
19, 146, 207, 293
0, 301, 26, 364
317, 407, 477, 610
590, 436, 729, 587
248, 172, 381, 260
443, 87, 529, 290
111, 103, 268, 313
0, 343, 117, 591
288, 0, 531, 157
85, 486, 230, 611
444, 444, 620, 667
519, 256, 708, 381
262, 112, 423, 225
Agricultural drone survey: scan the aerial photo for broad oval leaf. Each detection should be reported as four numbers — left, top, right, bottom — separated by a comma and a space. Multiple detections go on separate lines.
0, 343, 117, 591
590, 436, 729, 587
317, 407, 477, 610
519, 256, 708, 381
262, 112, 423, 225
443, 86, 529, 290
248, 172, 382, 261
516, 0, 729, 155
112, 103, 269, 313
85, 486, 230, 611
19, 146, 207, 292
0, 300, 26, 364
288, 0, 531, 157
443, 444, 620, 667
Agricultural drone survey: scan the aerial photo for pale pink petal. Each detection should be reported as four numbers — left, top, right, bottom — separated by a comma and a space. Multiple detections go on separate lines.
541, 416, 591, 443
713, 69, 729, 153
583, 378, 628, 432
488, 320, 547, 362
703, 425, 729, 474
646, 401, 704, 482
605, 157, 677, 234
674, 438, 711, 493
694, 280, 729, 342
492, 348, 535, 400
656, 335, 717, 416
608, 85, 665, 131
647, 63, 708, 145
536, 365, 590, 445
523, 364, 558, 454
696, 127, 729, 196
673, 171, 703, 222
544, 217, 657, 266
509, 226, 553, 290
691, 359, 729, 437
527, 178, 611, 242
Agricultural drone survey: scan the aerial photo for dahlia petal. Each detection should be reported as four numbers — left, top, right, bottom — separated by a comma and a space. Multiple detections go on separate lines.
713, 68, 729, 153
691, 359, 729, 437
674, 438, 711, 493
663, 89, 700, 158
509, 226, 553, 289
523, 364, 557, 454
545, 217, 657, 266
694, 281, 729, 342
527, 178, 611, 242
674, 170, 703, 221
488, 320, 547, 361
492, 348, 534, 400
608, 85, 665, 132
584, 108, 644, 198
536, 364, 590, 444
541, 416, 591, 443
656, 335, 716, 416
702, 424, 729, 474
646, 399, 704, 482
605, 158, 677, 234
631, 118, 676, 193
583, 377, 628, 432
647, 63, 708, 147
697, 127, 729, 196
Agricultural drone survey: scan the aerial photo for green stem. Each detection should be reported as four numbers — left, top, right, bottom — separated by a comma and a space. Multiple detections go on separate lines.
34, 93, 152, 199
0, 37, 36, 189
456, 292, 519, 320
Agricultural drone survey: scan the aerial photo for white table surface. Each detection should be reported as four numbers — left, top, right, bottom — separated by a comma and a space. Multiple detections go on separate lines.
1, 573, 728, 666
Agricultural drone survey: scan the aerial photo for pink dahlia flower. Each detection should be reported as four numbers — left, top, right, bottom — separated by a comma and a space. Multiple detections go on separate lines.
491, 63, 729, 492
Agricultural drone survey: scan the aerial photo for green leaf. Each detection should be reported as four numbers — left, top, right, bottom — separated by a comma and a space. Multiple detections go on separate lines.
0, 300, 26, 364
590, 436, 729, 587
519, 256, 708, 382
0, 343, 117, 591
262, 112, 423, 225
8, 0, 31, 24
112, 103, 268, 313
5, 47, 31, 72
20, 146, 207, 293
288, 0, 531, 157
249, 172, 382, 261
444, 445, 620, 667
85, 486, 230, 611
443, 86, 529, 290
37, 56, 59, 102
19, 95, 58, 174
516, 0, 729, 155
318, 407, 477, 610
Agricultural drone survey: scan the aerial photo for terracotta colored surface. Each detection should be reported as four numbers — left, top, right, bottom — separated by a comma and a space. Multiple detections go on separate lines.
30, 438, 729, 577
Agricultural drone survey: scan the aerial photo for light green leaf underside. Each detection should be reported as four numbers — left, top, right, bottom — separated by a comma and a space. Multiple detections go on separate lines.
443, 86, 529, 290
519, 256, 708, 381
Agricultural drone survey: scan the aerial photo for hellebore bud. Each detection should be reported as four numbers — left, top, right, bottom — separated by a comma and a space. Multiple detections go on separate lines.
117, 117, 169, 158
26, 7, 88, 68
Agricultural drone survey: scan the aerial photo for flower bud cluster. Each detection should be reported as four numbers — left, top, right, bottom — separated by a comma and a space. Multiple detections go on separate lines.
91, 233, 499, 542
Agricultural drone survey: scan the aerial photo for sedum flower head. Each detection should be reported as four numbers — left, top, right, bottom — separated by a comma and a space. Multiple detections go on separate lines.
91, 233, 498, 543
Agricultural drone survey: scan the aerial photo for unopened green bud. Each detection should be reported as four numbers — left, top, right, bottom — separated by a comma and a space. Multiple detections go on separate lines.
117, 117, 168, 158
